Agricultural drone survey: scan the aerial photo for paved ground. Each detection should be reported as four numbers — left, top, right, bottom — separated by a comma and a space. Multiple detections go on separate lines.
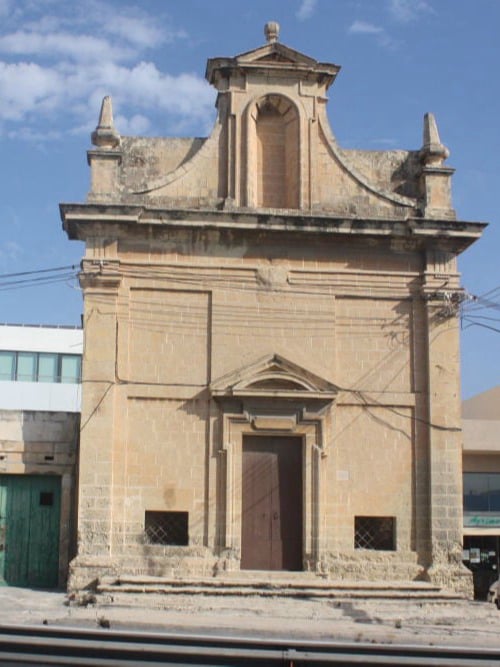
1, 586, 500, 649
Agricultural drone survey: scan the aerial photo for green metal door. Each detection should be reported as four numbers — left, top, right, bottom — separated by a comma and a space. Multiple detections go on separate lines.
0, 475, 61, 588
0, 483, 6, 585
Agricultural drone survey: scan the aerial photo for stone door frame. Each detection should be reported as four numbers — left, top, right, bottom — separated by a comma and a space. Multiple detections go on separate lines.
217, 404, 330, 572
210, 354, 337, 572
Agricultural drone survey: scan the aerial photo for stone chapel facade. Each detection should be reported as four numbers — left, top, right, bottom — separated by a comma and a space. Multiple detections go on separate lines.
62, 24, 485, 593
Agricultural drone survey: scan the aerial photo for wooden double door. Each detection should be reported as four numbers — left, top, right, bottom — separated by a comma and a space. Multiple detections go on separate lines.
0, 475, 61, 587
241, 436, 303, 571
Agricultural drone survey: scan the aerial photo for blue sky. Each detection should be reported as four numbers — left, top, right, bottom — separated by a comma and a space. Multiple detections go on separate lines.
0, 0, 498, 399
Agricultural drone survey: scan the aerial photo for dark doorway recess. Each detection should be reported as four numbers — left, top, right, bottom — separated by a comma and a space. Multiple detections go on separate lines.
463, 535, 500, 600
241, 435, 302, 571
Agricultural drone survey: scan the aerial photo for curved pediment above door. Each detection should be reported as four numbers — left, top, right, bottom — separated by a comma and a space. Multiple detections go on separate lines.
210, 353, 338, 401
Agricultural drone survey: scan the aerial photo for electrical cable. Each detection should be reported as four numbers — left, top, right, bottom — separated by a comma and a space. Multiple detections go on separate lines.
0, 265, 77, 279
462, 317, 500, 335
0, 272, 78, 291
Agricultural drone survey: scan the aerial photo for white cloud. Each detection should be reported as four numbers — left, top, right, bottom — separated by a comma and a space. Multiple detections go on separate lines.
348, 21, 384, 35
7, 127, 62, 141
348, 1, 432, 50
0, 1, 213, 140
114, 114, 151, 135
347, 20, 397, 48
0, 30, 133, 63
388, 0, 434, 23
14, 0, 178, 48
0, 58, 214, 134
81, 61, 213, 119
0, 61, 64, 120
296, 0, 317, 21
103, 14, 185, 48
77, 1, 186, 50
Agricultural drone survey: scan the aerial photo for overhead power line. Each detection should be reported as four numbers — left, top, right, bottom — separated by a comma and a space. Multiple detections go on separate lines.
0, 264, 79, 292
0, 265, 77, 279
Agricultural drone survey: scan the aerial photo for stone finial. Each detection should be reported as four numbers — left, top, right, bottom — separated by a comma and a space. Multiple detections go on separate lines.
420, 112, 449, 166
264, 21, 280, 44
419, 112, 455, 219
91, 96, 120, 149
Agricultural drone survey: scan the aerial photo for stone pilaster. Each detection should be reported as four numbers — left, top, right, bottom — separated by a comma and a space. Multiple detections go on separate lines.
422, 273, 472, 595
68, 265, 121, 590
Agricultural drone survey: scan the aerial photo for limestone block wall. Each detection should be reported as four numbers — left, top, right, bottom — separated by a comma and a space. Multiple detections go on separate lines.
67, 224, 472, 590
324, 404, 419, 579
115, 395, 209, 548
89, 74, 427, 220
0, 410, 78, 472
335, 297, 413, 392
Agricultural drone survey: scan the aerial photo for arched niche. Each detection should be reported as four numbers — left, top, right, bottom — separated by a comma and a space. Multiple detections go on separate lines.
245, 94, 300, 209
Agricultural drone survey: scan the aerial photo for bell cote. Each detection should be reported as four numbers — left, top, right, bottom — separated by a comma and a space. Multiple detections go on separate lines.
205, 22, 340, 210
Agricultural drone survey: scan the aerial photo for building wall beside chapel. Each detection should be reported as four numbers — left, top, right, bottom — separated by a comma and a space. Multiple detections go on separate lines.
0, 325, 82, 586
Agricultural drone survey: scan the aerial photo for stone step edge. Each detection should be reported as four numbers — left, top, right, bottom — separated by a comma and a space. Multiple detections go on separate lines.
96, 584, 462, 600
99, 575, 444, 593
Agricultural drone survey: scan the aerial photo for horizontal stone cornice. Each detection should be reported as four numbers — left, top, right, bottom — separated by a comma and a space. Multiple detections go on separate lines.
61, 203, 486, 254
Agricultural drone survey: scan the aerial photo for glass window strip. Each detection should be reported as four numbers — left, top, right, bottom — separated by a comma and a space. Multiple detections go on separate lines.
0, 350, 82, 384
464, 472, 500, 513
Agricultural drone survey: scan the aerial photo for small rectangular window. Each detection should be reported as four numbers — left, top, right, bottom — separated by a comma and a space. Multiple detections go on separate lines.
60, 354, 81, 384
38, 353, 58, 383
355, 516, 395, 551
0, 351, 15, 380
17, 352, 36, 382
144, 511, 189, 546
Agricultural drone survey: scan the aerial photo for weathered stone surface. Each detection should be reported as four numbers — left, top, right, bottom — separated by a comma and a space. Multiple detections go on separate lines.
62, 25, 486, 596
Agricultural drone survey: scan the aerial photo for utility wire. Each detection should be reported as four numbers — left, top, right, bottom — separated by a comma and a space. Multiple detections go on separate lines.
462, 314, 500, 323
0, 273, 78, 291
462, 317, 500, 335
0, 265, 77, 279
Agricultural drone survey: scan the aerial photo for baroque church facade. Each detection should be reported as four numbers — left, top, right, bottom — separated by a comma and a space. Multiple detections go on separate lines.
62, 24, 485, 593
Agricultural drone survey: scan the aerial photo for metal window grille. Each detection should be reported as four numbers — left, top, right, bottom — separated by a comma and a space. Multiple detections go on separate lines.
144, 511, 189, 546
354, 516, 395, 551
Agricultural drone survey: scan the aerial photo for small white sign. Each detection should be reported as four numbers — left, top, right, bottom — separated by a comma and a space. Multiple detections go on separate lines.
337, 470, 349, 481
470, 548, 481, 564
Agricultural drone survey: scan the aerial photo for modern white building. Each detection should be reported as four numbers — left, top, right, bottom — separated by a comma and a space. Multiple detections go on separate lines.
462, 386, 500, 598
0, 324, 82, 587
0, 324, 82, 412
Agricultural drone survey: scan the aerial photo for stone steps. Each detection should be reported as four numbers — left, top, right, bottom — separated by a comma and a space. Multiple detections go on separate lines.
96, 574, 464, 601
